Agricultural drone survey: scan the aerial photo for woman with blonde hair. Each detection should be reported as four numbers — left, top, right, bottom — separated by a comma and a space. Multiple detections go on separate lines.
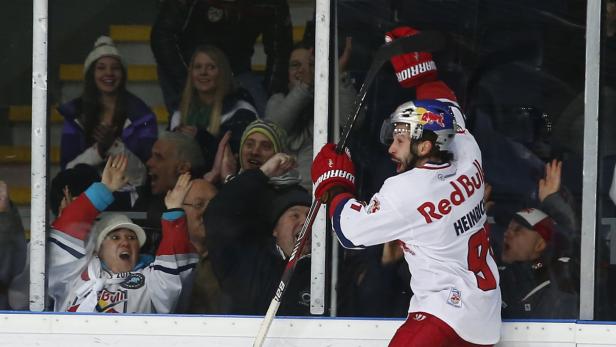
169, 45, 258, 171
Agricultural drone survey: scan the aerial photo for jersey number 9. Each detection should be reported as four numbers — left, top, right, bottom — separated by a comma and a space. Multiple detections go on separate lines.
467, 227, 497, 291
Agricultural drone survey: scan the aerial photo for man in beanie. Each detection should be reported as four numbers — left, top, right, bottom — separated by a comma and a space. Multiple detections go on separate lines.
239, 119, 288, 171
205, 119, 301, 188
499, 208, 578, 319
203, 152, 312, 315
48, 154, 198, 313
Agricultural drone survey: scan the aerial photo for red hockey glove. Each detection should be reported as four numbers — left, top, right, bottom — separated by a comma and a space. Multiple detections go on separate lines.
416, 80, 458, 102
311, 143, 356, 201
385, 26, 438, 89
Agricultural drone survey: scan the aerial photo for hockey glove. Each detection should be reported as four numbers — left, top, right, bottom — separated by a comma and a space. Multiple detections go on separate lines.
311, 143, 356, 202
385, 26, 438, 89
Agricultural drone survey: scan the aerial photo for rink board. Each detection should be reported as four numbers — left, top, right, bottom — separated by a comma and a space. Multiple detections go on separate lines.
0, 312, 615, 346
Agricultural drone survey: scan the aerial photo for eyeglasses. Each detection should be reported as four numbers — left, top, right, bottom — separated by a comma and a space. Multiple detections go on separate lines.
182, 201, 207, 210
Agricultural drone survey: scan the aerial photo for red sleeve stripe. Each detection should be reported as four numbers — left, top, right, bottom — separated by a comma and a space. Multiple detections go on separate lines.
328, 192, 355, 219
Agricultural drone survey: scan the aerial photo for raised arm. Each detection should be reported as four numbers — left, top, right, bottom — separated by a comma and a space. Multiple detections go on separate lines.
148, 172, 199, 313
48, 155, 128, 301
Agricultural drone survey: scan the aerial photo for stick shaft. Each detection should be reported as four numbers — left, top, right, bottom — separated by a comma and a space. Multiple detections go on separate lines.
253, 199, 322, 347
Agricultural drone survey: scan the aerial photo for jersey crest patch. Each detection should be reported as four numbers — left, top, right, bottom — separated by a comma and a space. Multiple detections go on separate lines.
447, 288, 462, 308
367, 197, 381, 214
121, 273, 145, 289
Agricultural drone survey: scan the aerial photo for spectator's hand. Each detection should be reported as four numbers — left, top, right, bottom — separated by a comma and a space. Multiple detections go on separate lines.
385, 26, 437, 88
311, 143, 356, 202
289, 47, 315, 90
58, 185, 74, 216
177, 125, 198, 138
484, 182, 495, 212
165, 172, 192, 209
220, 139, 238, 179
260, 153, 296, 178
339, 37, 352, 73
0, 180, 9, 212
93, 124, 117, 157
381, 240, 404, 265
539, 159, 562, 202
204, 131, 237, 184
101, 154, 129, 192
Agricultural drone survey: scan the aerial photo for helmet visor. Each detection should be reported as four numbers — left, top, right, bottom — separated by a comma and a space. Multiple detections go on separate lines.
380, 118, 394, 145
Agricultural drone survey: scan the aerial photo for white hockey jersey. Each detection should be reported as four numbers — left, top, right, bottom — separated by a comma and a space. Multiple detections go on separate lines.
329, 111, 501, 344
48, 183, 198, 314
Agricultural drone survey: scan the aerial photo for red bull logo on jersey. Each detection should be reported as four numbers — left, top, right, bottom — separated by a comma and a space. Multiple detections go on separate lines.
417, 107, 445, 127
416, 159, 485, 224
97, 289, 128, 313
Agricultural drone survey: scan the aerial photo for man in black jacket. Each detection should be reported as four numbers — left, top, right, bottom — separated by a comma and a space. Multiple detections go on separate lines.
499, 208, 578, 319
203, 152, 312, 315
151, 0, 293, 115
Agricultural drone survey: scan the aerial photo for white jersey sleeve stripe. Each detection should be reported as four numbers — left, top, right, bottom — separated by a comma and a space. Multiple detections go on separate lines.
332, 196, 366, 249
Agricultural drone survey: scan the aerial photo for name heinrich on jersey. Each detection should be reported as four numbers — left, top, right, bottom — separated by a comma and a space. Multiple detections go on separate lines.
417, 160, 486, 234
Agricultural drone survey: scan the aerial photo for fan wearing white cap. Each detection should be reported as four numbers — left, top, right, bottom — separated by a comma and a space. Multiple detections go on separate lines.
56, 35, 158, 191
94, 213, 147, 273
501, 208, 555, 265
500, 208, 578, 319
48, 155, 198, 313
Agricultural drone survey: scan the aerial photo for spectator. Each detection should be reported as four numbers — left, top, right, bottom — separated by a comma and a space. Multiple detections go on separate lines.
170, 45, 258, 171
337, 241, 412, 318
150, 0, 293, 115
266, 40, 356, 191
204, 153, 312, 315
0, 181, 27, 310
58, 36, 157, 189
48, 155, 197, 313
176, 179, 232, 314
499, 208, 578, 319
135, 131, 205, 254
204, 119, 300, 188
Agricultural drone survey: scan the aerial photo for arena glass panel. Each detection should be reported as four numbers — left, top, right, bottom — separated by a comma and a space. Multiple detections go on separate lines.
332, 0, 586, 321
595, 0, 616, 322
0, 0, 34, 311
23, 0, 321, 316
2, 0, 603, 326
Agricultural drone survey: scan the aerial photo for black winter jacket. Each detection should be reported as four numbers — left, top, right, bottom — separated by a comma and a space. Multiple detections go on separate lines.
204, 169, 311, 315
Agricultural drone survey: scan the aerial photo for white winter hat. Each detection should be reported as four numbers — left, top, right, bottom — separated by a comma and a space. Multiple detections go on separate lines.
94, 213, 146, 252
83, 36, 123, 75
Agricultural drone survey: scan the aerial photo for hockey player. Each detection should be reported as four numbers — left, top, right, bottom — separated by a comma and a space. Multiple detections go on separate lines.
48, 154, 198, 313
311, 99, 501, 346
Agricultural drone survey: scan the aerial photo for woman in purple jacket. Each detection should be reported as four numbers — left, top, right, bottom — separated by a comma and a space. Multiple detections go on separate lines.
58, 36, 158, 188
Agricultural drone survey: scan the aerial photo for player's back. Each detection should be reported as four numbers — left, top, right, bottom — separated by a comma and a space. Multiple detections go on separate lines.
380, 128, 501, 345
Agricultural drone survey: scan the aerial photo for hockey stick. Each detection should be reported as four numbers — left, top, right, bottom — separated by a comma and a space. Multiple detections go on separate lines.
253, 30, 445, 347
